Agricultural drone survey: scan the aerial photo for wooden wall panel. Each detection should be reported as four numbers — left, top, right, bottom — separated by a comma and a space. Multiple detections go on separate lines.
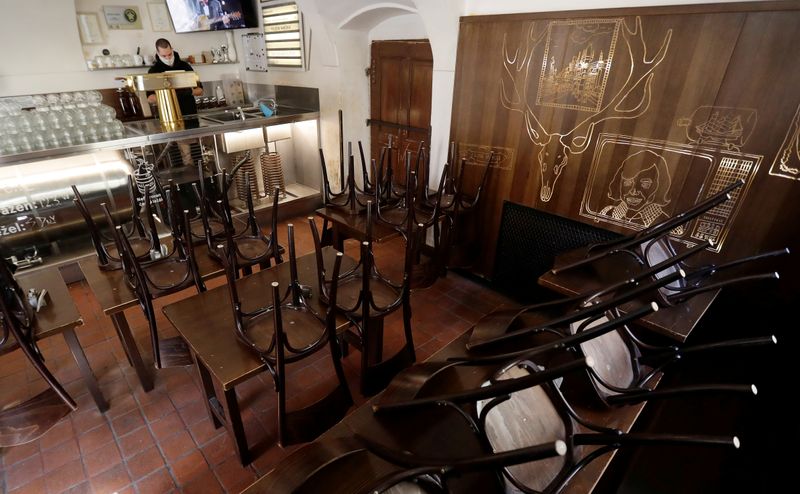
449, 1, 800, 292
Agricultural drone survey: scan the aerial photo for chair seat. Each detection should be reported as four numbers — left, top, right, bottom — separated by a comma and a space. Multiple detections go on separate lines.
234, 237, 272, 260
105, 236, 152, 260
190, 218, 226, 239
142, 258, 193, 292
242, 307, 327, 359
0, 388, 72, 447
336, 276, 401, 313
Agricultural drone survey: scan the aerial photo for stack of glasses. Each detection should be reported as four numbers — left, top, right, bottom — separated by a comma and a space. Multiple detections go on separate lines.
0, 91, 125, 156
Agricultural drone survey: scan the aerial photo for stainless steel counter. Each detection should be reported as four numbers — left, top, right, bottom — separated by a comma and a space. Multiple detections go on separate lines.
0, 106, 320, 167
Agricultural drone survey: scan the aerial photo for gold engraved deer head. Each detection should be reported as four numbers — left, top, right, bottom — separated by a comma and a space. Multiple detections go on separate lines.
501, 17, 672, 202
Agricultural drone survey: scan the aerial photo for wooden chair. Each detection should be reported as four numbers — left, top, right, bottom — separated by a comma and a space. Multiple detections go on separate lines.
0, 259, 77, 447
310, 207, 421, 396
72, 177, 156, 271
366, 357, 741, 494
374, 150, 450, 290
425, 145, 493, 270
106, 198, 206, 368
241, 436, 453, 493
194, 168, 282, 276
466, 265, 687, 352
218, 223, 352, 446
550, 179, 745, 275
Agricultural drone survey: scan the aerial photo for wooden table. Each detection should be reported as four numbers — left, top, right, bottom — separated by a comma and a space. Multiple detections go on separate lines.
242, 329, 648, 494
12, 268, 109, 412
78, 247, 226, 392
538, 265, 718, 342
315, 206, 400, 251
162, 247, 353, 465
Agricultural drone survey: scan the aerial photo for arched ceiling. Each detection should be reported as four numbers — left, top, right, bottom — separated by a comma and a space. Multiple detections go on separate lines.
308, 0, 418, 30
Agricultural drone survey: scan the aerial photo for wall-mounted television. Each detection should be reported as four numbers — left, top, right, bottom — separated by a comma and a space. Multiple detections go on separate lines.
166, 0, 258, 33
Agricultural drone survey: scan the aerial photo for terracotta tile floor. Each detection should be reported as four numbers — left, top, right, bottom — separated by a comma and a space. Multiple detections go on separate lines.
0, 215, 513, 494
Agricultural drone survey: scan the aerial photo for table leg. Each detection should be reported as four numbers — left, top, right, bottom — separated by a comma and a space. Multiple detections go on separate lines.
62, 328, 109, 412
195, 357, 250, 465
220, 385, 250, 466
195, 356, 223, 429
110, 312, 154, 392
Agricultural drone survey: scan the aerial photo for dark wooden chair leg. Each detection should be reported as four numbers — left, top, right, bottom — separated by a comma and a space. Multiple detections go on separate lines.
111, 312, 154, 392
62, 328, 109, 412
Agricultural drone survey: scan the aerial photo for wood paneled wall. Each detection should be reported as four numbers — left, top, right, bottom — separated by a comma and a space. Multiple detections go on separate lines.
450, 1, 800, 293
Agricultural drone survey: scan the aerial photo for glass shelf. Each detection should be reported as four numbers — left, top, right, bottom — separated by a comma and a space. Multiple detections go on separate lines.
87, 61, 239, 71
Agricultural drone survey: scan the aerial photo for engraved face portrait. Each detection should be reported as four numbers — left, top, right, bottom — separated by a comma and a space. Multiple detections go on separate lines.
600, 149, 672, 227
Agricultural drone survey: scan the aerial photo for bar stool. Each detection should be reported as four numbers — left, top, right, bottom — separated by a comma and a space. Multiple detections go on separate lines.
219, 223, 352, 446
0, 259, 77, 447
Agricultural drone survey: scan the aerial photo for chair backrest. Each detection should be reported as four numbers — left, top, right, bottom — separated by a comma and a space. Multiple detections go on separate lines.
220, 222, 342, 363
106, 202, 204, 368
72, 179, 152, 270
0, 259, 77, 446
369, 356, 740, 494
551, 179, 745, 275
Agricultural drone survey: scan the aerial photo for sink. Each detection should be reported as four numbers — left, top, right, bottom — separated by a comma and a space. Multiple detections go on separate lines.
199, 110, 261, 123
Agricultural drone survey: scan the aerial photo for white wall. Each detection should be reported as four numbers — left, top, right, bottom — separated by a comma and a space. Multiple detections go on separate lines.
368, 14, 427, 42
0, 0, 252, 96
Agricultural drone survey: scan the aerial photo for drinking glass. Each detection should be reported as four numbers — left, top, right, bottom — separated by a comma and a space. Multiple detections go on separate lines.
46, 111, 62, 129
70, 127, 87, 145
84, 106, 100, 124
29, 132, 47, 151
43, 129, 61, 149
29, 111, 48, 131
86, 90, 103, 106
31, 94, 47, 108
59, 129, 74, 147
1, 136, 20, 155
109, 120, 125, 139
99, 105, 116, 122
17, 113, 33, 133
84, 125, 100, 143
16, 133, 34, 153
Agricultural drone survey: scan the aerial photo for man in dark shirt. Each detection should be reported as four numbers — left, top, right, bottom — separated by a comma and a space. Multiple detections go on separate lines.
147, 38, 203, 165
146, 38, 203, 115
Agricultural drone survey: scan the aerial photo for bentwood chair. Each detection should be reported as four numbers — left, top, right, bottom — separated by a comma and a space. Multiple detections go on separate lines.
106, 198, 206, 368
426, 146, 493, 270
219, 223, 352, 446
364, 357, 742, 494
310, 206, 422, 395
550, 179, 745, 275
0, 258, 77, 447
373, 150, 450, 290
72, 177, 157, 271
466, 262, 687, 352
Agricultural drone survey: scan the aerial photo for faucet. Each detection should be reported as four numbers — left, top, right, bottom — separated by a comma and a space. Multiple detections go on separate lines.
234, 106, 246, 121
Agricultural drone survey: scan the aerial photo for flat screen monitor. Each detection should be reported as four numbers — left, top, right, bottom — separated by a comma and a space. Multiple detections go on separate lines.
166, 0, 258, 33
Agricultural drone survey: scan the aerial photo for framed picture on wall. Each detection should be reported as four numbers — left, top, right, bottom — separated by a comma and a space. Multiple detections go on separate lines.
76, 12, 105, 44
148, 2, 173, 32
103, 5, 143, 29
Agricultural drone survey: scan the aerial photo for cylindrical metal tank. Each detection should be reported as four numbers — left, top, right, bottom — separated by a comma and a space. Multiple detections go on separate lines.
0, 149, 133, 263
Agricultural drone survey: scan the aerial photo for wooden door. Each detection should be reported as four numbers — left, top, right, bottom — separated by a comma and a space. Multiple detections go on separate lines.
369, 40, 433, 185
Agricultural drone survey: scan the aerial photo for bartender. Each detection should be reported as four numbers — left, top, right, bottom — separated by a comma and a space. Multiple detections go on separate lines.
146, 38, 203, 115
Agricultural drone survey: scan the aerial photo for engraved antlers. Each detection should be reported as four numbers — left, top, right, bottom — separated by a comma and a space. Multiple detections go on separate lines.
501, 17, 673, 202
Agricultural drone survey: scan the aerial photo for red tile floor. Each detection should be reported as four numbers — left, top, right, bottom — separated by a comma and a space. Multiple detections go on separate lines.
0, 215, 513, 494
